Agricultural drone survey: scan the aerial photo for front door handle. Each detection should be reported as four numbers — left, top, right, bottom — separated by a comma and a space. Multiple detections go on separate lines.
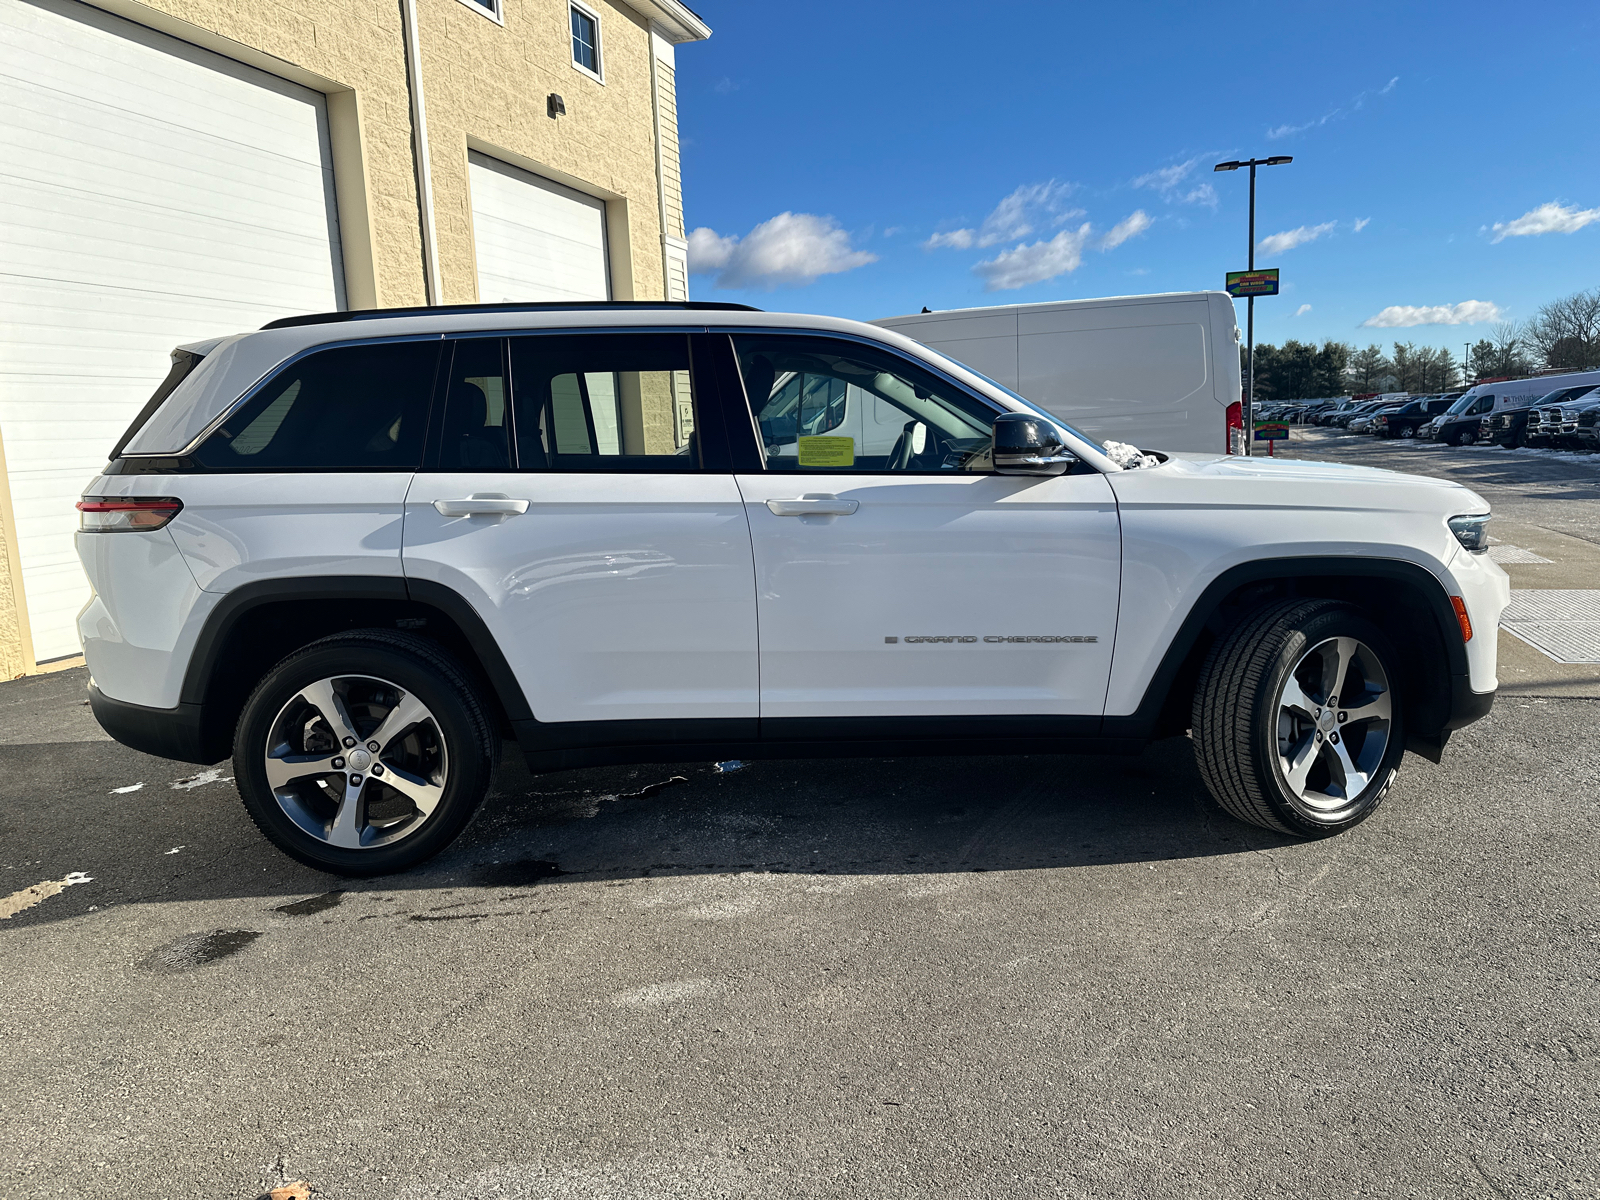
433, 493, 530, 518
765, 497, 860, 517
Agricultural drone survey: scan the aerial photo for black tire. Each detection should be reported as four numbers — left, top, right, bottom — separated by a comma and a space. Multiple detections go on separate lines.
1192, 599, 1405, 838
233, 630, 497, 875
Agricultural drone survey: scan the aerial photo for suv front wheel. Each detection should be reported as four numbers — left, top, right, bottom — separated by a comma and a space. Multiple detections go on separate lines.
1192, 600, 1404, 837
233, 631, 497, 875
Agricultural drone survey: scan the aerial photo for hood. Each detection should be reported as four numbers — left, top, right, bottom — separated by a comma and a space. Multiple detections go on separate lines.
1156, 451, 1475, 492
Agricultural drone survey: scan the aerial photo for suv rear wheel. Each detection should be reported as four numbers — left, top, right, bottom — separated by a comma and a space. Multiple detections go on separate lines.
1192, 599, 1404, 837
233, 631, 497, 875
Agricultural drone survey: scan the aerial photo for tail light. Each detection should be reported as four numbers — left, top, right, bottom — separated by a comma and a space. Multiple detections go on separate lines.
77, 496, 183, 532
1225, 400, 1242, 454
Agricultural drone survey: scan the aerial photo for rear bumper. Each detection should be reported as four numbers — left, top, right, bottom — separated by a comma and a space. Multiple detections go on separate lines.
88, 682, 222, 765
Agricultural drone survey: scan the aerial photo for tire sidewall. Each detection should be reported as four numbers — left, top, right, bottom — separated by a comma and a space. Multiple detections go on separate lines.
1249, 607, 1406, 837
234, 641, 492, 875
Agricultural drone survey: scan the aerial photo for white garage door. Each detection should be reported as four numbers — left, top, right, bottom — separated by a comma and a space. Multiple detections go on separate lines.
0, 0, 344, 661
469, 151, 610, 304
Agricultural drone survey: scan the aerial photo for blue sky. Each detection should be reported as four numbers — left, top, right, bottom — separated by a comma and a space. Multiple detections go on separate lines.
675, 0, 1600, 354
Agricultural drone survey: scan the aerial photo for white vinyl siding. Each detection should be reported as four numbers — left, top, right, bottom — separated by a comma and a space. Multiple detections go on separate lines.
468, 151, 610, 304
0, 0, 344, 661
653, 60, 684, 241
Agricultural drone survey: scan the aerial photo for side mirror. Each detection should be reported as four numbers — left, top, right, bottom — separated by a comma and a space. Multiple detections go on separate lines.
992, 412, 1075, 476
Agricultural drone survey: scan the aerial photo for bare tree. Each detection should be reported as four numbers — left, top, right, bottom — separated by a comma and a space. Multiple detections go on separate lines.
1524, 288, 1600, 371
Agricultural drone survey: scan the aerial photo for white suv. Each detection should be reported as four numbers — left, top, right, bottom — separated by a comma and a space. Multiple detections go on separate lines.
78, 302, 1510, 874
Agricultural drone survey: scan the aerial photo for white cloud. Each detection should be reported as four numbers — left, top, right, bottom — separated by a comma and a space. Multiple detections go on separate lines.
1099, 210, 1152, 250
1268, 76, 1400, 140
924, 181, 1080, 251
1257, 221, 1337, 256
1132, 158, 1219, 209
1489, 202, 1600, 243
687, 213, 877, 289
1294, 304, 1312, 317
973, 224, 1094, 291
1353, 217, 1371, 233
1360, 300, 1504, 328
1266, 122, 1312, 140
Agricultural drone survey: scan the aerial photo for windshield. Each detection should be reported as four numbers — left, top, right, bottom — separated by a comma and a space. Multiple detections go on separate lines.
953, 364, 1108, 455
1443, 393, 1477, 416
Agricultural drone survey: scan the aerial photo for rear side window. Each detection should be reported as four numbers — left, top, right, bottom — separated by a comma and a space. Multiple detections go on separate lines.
194, 341, 440, 470
510, 333, 698, 471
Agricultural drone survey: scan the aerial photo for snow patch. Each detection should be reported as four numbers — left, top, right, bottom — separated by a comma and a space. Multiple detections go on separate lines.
1102, 440, 1160, 469
171, 768, 232, 791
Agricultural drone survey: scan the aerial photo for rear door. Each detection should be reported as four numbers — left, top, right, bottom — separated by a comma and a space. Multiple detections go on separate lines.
401, 331, 758, 741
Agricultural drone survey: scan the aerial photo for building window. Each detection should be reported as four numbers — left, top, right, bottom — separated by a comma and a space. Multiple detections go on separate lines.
570, 4, 601, 79
453, 0, 503, 23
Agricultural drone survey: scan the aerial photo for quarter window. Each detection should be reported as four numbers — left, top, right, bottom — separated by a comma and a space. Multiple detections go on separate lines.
510, 333, 697, 470
731, 335, 999, 472
570, 4, 600, 76
195, 341, 439, 470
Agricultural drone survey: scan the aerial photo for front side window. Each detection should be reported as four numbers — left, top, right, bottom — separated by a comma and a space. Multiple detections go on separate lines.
732, 336, 998, 472
196, 341, 439, 470
510, 333, 696, 470
570, 5, 600, 75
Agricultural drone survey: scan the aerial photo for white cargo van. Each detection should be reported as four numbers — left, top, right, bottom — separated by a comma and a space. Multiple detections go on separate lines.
874, 292, 1243, 454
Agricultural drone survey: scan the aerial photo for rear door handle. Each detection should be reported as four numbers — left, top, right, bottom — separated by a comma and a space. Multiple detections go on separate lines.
433, 493, 530, 518
765, 497, 860, 517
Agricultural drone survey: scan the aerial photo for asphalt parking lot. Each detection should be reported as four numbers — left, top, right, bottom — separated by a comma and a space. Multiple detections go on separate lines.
4, 433, 1599, 1200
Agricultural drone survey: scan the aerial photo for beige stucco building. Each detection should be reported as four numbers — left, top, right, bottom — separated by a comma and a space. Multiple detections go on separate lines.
0, 0, 706, 675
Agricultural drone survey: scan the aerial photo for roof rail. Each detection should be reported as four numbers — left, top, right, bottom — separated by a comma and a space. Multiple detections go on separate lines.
261, 300, 763, 330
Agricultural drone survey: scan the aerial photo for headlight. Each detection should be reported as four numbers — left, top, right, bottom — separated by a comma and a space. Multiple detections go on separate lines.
1449, 513, 1491, 554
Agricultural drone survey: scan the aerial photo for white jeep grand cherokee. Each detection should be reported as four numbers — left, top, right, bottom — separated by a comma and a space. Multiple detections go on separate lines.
78, 302, 1509, 874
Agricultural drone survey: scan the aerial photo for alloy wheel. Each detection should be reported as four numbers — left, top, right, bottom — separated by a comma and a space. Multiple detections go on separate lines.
1273, 637, 1393, 823
263, 674, 448, 850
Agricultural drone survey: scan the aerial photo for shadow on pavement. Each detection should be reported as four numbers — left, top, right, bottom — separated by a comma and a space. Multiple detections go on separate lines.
1, 732, 1288, 932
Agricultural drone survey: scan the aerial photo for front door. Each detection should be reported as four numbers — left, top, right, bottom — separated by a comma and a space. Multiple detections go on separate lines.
402, 332, 758, 737
725, 333, 1122, 720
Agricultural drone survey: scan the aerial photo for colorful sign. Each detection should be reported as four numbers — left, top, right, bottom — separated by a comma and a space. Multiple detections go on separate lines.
1226, 269, 1280, 298
1253, 421, 1290, 441
796, 436, 855, 467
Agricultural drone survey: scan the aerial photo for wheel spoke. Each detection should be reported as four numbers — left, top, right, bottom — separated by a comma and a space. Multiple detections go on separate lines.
379, 763, 445, 819
1344, 688, 1391, 724
1279, 677, 1319, 720
1326, 735, 1370, 799
326, 774, 367, 849
1282, 733, 1318, 796
367, 690, 433, 755
1324, 637, 1359, 707
264, 751, 342, 791
297, 678, 364, 747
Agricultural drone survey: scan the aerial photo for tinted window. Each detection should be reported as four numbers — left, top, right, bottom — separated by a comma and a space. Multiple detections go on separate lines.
510, 333, 697, 471
438, 339, 511, 470
732, 335, 998, 472
196, 341, 439, 470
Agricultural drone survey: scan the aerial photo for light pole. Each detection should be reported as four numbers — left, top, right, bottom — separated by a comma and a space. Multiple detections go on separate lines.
1215, 155, 1292, 454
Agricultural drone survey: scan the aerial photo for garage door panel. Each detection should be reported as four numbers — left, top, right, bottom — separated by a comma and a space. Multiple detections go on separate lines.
2, 0, 335, 162
468, 151, 609, 304
0, 0, 344, 660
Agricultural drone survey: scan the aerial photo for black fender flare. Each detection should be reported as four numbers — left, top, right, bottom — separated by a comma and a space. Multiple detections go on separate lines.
1103, 555, 1471, 739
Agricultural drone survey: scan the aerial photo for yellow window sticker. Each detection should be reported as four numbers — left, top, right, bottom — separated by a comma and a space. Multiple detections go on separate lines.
796, 436, 855, 467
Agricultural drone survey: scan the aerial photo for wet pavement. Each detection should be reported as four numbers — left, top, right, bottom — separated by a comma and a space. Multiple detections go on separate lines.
3, 434, 1599, 1199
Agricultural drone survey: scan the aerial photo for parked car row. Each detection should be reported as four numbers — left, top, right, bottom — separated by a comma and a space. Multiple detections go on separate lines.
1309, 377, 1600, 453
